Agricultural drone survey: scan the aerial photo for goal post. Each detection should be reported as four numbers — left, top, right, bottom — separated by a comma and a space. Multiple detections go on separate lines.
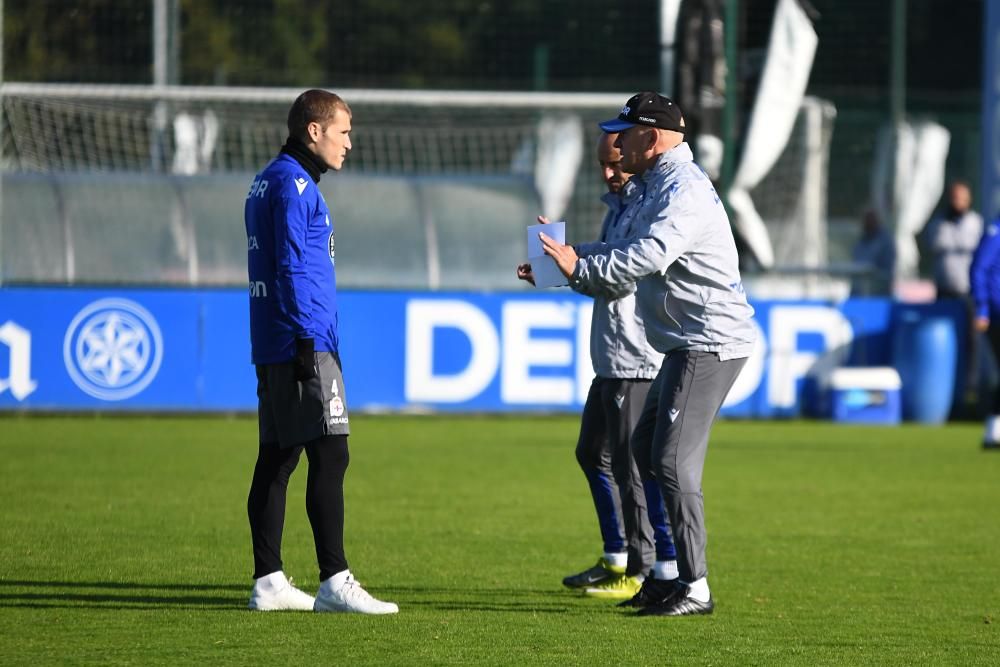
0, 84, 627, 287
0, 83, 837, 291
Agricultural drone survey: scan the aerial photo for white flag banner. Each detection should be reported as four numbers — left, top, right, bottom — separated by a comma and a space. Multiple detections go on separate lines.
727, 0, 818, 268
894, 122, 951, 278
535, 115, 583, 221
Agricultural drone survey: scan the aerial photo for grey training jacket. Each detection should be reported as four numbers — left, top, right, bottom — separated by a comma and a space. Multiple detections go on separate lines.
572, 143, 756, 361
924, 210, 983, 295
571, 180, 663, 380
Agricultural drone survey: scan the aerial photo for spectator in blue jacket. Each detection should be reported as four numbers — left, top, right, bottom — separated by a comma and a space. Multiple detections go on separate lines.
850, 208, 896, 297
970, 216, 1000, 449
244, 89, 398, 613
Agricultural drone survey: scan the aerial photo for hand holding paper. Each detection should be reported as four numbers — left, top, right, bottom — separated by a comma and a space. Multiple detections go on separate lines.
539, 231, 579, 279
526, 220, 568, 288
516, 262, 535, 285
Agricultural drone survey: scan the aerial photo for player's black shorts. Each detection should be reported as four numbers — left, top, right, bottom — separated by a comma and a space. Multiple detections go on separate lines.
256, 351, 351, 448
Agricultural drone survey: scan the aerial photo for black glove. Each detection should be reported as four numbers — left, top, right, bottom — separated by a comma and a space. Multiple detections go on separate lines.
293, 337, 317, 381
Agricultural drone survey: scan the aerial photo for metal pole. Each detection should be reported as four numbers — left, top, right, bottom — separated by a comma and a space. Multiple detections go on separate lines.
151, 0, 168, 171
721, 0, 738, 195
0, 0, 5, 285
532, 44, 549, 91
153, 0, 167, 87
659, 0, 683, 97
887, 0, 906, 240
169, 0, 180, 85
890, 0, 906, 126
981, 0, 1000, 219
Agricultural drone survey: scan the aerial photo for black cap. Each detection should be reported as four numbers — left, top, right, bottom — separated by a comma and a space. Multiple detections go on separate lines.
599, 92, 686, 134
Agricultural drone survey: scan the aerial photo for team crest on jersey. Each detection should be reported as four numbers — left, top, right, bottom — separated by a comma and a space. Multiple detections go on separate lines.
328, 232, 336, 265
328, 378, 346, 423
329, 396, 345, 418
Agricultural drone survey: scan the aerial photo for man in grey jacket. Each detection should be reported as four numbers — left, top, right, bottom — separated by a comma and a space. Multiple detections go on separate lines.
519, 133, 678, 600
540, 92, 756, 616
923, 180, 983, 300
922, 180, 983, 407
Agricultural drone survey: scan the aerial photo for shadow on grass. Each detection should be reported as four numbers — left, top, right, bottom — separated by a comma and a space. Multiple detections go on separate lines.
384, 586, 614, 614
0, 581, 609, 614
403, 599, 575, 614
384, 586, 559, 596
0, 580, 245, 610
0, 580, 246, 591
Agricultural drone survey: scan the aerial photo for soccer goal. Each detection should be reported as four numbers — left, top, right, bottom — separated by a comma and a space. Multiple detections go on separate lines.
0, 84, 626, 287
0, 84, 837, 291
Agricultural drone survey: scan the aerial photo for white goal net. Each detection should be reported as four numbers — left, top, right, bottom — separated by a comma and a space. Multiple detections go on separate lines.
0, 84, 835, 290
0, 85, 624, 287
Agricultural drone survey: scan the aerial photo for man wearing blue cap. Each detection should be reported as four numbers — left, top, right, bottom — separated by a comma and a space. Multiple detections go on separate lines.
539, 92, 756, 616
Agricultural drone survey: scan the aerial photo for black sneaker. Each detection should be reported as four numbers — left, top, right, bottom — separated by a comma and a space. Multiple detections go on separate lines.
638, 592, 715, 617
562, 557, 623, 589
616, 576, 680, 608
984, 440, 1000, 450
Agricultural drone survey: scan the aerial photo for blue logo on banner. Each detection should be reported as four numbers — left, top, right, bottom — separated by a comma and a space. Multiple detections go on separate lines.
62, 298, 164, 401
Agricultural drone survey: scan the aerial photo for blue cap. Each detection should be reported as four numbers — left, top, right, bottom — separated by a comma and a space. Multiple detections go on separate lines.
598, 118, 638, 132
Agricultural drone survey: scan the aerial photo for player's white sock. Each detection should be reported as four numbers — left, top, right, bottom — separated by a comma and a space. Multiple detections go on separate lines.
321, 569, 351, 593
255, 570, 289, 594
603, 552, 628, 569
684, 577, 711, 602
653, 560, 679, 580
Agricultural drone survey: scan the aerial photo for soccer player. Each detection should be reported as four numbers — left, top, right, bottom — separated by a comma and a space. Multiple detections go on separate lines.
540, 92, 756, 616
244, 89, 397, 614
970, 214, 1000, 449
519, 133, 679, 600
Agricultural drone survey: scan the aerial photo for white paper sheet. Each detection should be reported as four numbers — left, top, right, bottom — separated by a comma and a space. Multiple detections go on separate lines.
527, 221, 568, 288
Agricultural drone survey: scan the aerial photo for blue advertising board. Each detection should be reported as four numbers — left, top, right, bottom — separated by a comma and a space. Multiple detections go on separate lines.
0, 287, 965, 418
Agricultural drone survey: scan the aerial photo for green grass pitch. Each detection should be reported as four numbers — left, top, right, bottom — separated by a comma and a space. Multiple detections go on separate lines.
1, 415, 998, 665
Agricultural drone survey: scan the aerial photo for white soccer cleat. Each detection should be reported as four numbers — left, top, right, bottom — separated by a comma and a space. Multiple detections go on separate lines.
984, 415, 1000, 449
248, 571, 316, 611
314, 570, 399, 615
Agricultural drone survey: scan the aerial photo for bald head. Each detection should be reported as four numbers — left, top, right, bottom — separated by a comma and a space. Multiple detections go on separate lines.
598, 132, 632, 194
947, 180, 972, 216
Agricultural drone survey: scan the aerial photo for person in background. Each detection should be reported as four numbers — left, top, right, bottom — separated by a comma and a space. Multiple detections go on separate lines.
924, 180, 983, 300
518, 132, 679, 601
850, 208, 896, 297
970, 215, 1000, 449
923, 180, 984, 414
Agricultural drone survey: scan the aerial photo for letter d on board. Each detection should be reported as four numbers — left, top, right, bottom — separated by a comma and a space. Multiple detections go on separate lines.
405, 300, 499, 403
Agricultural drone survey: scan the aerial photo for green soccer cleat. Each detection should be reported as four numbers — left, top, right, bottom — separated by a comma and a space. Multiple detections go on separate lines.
562, 557, 626, 589
583, 574, 643, 599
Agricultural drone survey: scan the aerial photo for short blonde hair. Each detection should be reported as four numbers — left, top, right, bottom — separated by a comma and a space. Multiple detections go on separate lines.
287, 89, 351, 141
